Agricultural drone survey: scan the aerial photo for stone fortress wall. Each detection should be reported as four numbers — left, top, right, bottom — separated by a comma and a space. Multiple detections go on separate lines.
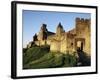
27, 17, 91, 56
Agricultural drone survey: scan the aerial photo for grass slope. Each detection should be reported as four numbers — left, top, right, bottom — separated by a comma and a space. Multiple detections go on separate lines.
24, 53, 65, 69
23, 46, 77, 69
23, 46, 50, 65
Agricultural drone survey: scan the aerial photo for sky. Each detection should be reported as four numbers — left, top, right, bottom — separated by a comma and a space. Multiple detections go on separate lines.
22, 10, 91, 48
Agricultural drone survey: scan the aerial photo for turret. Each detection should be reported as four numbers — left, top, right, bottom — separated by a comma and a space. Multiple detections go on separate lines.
56, 22, 65, 36
33, 33, 38, 41
40, 24, 48, 32
38, 23, 48, 40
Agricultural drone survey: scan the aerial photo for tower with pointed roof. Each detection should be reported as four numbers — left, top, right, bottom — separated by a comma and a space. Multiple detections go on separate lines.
56, 22, 65, 36
38, 24, 48, 40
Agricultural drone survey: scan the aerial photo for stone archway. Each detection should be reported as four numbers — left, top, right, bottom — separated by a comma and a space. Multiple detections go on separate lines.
75, 38, 85, 51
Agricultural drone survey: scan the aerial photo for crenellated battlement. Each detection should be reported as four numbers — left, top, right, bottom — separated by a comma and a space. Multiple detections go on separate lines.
76, 17, 90, 25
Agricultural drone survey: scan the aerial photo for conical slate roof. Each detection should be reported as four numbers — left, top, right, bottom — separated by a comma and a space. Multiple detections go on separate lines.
57, 22, 63, 29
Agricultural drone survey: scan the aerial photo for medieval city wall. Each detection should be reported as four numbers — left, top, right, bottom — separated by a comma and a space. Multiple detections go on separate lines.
50, 40, 61, 52
31, 18, 91, 56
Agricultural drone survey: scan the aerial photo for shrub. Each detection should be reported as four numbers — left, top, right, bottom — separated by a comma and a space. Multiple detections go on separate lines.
23, 48, 28, 53
63, 53, 77, 67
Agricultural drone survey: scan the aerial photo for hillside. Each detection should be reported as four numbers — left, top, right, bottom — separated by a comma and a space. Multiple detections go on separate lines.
23, 46, 77, 69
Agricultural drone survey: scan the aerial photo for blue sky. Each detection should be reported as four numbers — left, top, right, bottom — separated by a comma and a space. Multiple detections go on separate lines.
22, 10, 90, 48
